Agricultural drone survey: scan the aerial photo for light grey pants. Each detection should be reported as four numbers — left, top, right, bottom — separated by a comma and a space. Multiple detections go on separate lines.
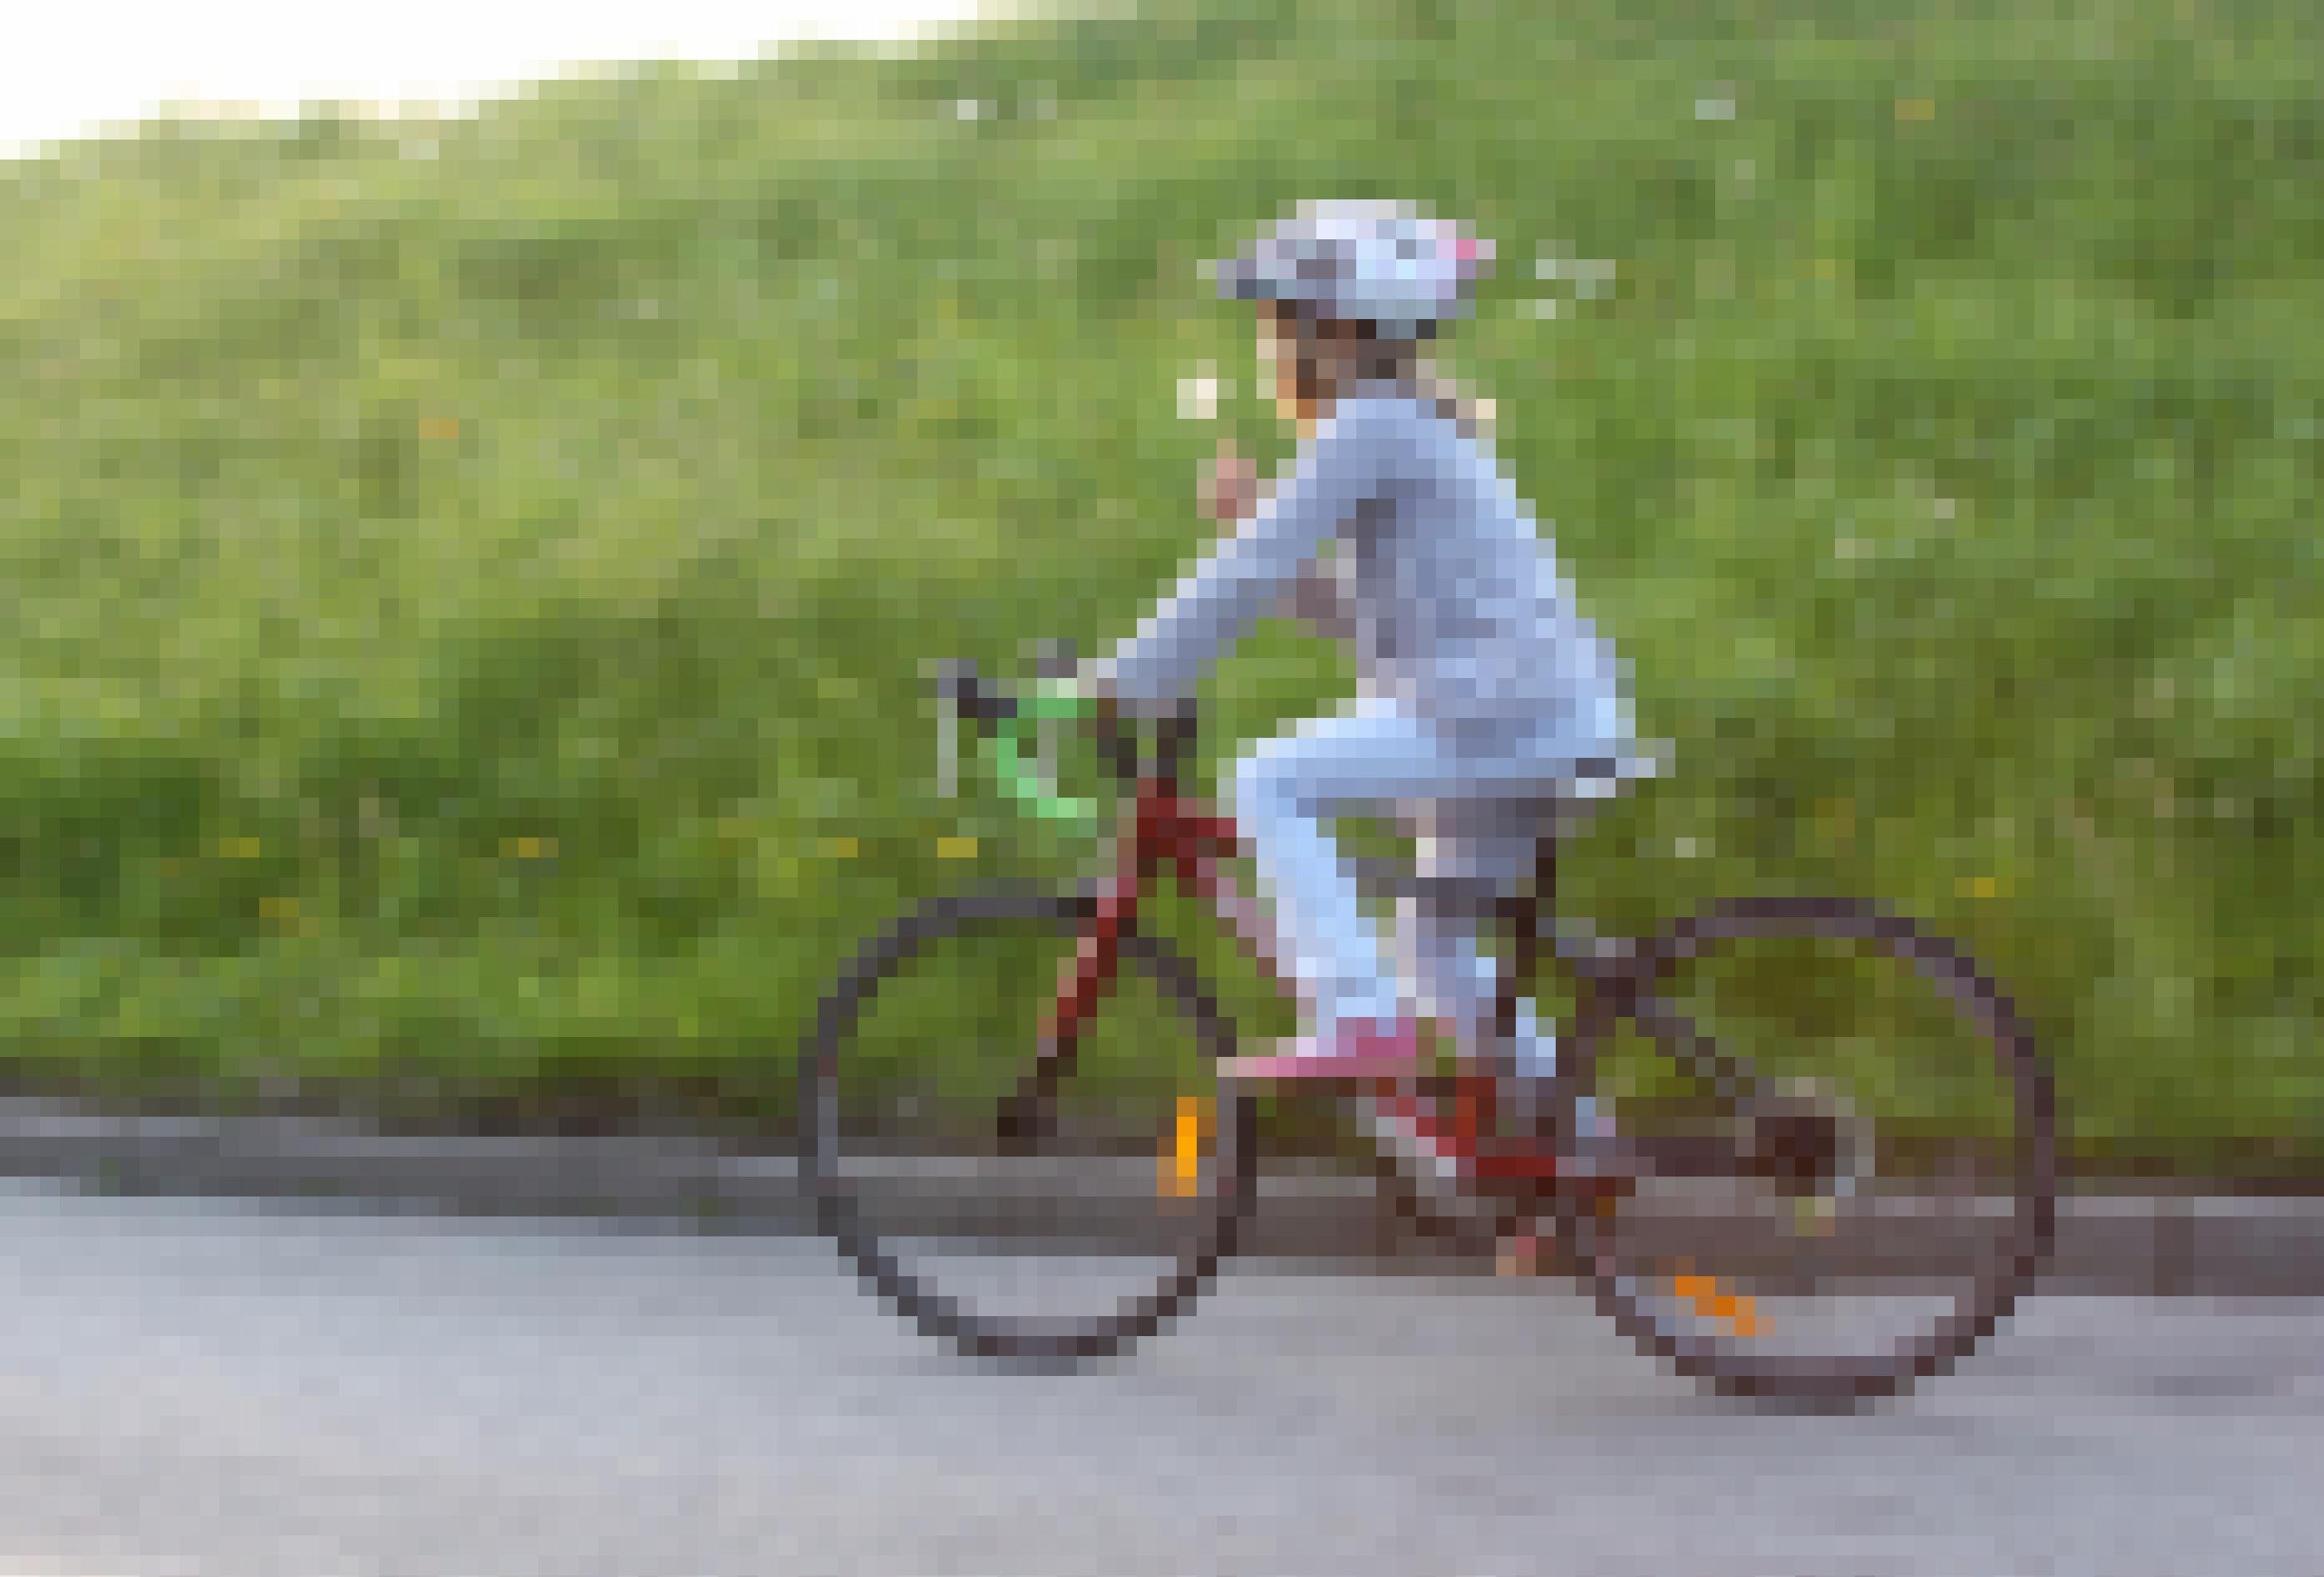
1229, 694, 1628, 1078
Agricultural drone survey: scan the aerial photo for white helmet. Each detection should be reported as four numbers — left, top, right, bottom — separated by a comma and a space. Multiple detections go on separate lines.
1213, 199, 1493, 340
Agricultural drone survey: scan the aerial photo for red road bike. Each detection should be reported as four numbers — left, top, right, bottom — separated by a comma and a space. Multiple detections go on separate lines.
802, 657, 2056, 1401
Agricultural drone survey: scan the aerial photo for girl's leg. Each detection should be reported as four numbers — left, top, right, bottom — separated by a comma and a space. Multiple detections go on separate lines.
1228, 713, 1415, 1043
1229, 697, 1571, 1049
1393, 811, 1614, 1139
1227, 701, 1627, 1073
1391, 887, 1559, 1078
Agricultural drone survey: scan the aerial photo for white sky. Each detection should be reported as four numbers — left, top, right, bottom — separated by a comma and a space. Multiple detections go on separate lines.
4, 0, 1004, 160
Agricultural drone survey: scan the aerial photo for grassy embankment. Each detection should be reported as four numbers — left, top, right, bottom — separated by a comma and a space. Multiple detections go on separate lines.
0, 0, 2314, 1174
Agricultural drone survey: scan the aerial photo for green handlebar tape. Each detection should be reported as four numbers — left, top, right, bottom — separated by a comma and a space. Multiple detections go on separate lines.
980, 679, 1102, 830
1017, 678, 1095, 722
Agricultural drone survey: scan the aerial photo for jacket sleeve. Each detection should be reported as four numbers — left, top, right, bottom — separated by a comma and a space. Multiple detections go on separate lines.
1272, 548, 1356, 643
1091, 404, 1389, 714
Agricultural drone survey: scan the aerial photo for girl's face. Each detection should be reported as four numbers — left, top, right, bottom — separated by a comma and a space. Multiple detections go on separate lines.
1260, 302, 1351, 431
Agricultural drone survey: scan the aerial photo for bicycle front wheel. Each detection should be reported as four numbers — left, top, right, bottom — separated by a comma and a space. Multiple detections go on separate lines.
1557, 897, 2058, 1402
800, 882, 1253, 1362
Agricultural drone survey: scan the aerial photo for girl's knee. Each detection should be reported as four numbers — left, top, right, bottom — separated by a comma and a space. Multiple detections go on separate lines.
1231, 743, 1297, 822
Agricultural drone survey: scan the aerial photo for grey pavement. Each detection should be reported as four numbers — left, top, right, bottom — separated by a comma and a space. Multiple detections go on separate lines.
1, 1094, 2319, 1295
0, 1180, 2314, 1576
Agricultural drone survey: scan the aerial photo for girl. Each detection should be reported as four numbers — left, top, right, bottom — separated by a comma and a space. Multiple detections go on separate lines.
1079, 199, 1655, 1086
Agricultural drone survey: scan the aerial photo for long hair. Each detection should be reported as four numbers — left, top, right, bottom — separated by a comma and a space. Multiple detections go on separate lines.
1280, 309, 1491, 439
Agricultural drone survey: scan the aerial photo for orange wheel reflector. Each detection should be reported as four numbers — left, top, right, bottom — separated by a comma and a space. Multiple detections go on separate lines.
1162, 1094, 1210, 1199
1671, 1272, 1766, 1338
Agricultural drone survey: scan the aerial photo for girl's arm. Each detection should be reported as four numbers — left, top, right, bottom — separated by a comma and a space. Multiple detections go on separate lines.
1274, 549, 1355, 643
1219, 440, 1355, 642
1088, 403, 1389, 715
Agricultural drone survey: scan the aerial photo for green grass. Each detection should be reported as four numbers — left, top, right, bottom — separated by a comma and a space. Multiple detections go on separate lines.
0, 0, 2315, 1175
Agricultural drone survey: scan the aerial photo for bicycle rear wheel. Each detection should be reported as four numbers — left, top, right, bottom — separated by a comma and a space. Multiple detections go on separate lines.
800, 882, 1253, 1362
1554, 897, 2057, 1402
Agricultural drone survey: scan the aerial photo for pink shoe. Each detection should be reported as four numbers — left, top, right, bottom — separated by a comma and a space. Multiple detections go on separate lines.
1220, 1018, 1424, 1082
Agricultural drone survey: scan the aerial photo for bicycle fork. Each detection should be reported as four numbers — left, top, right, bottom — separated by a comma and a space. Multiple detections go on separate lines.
1000, 781, 1242, 1149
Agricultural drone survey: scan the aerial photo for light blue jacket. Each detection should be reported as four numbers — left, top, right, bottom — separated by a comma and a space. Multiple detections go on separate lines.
1091, 387, 1639, 775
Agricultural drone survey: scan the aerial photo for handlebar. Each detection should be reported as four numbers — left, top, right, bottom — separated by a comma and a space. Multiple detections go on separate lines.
929, 653, 1197, 832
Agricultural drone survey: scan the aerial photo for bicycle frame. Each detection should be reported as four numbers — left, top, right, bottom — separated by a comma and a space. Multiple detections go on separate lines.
1004, 706, 1260, 1130
833, 662, 2058, 1391
1007, 699, 1578, 1205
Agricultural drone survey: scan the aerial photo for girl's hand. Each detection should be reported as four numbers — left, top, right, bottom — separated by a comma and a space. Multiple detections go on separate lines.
1201, 439, 1261, 523
1075, 670, 1121, 727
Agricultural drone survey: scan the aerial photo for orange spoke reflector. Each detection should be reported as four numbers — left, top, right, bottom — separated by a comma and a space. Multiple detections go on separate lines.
1671, 1273, 1766, 1338
1162, 1094, 1210, 1199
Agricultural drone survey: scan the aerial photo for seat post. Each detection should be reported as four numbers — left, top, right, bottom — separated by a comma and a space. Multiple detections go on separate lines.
1491, 833, 1557, 1055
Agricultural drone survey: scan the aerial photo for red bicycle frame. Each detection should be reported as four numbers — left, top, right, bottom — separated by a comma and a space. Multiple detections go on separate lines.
1026, 747, 1568, 1197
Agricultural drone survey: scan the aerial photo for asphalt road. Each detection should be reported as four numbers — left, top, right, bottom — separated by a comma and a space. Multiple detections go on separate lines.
0, 1180, 2314, 1577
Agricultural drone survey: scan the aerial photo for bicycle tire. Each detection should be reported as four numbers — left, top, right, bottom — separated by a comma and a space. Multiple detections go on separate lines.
1552, 895, 2058, 1402
801, 881, 1255, 1362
